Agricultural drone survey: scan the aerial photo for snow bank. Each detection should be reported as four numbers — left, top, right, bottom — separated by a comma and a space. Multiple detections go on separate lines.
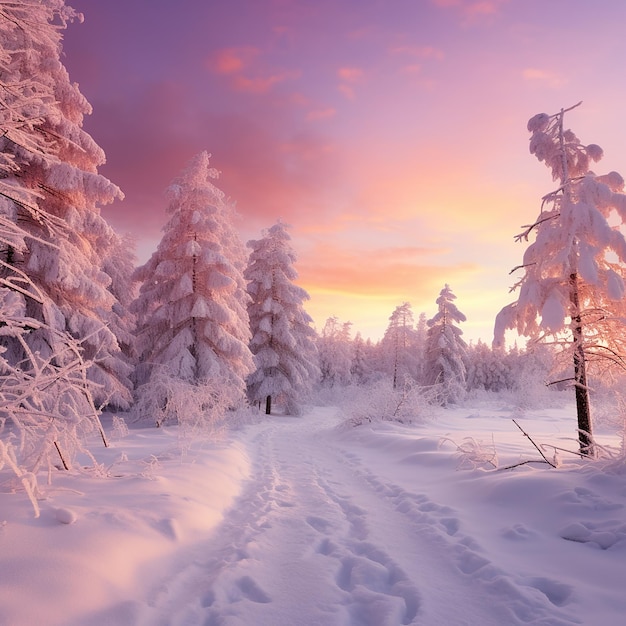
1, 400, 626, 625
0, 423, 250, 626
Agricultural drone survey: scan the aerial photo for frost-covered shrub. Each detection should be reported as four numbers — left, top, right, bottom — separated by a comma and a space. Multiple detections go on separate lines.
108, 414, 129, 441
0, 440, 40, 517
342, 379, 439, 427
313, 382, 363, 408
132, 366, 233, 439
439, 435, 498, 470
0, 288, 107, 516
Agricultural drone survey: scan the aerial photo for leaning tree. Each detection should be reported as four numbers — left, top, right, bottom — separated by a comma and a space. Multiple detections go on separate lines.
494, 103, 626, 456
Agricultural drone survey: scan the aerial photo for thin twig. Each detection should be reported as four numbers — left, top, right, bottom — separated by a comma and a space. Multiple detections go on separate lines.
498, 459, 553, 471
512, 418, 557, 468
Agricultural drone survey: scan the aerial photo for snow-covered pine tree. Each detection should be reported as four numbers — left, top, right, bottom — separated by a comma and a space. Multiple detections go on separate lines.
380, 302, 419, 388
424, 284, 467, 404
317, 317, 352, 387
414, 311, 427, 383
0, 0, 134, 409
245, 221, 318, 415
351, 332, 377, 385
466, 340, 513, 393
494, 103, 626, 456
132, 151, 254, 421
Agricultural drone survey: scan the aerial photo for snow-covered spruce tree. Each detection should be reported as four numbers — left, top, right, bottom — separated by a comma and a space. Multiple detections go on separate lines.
132, 152, 254, 424
380, 302, 419, 388
245, 221, 318, 415
414, 311, 428, 383
466, 340, 513, 393
0, 0, 134, 410
317, 316, 353, 388
351, 332, 378, 385
0, 248, 109, 515
424, 284, 468, 404
494, 103, 626, 456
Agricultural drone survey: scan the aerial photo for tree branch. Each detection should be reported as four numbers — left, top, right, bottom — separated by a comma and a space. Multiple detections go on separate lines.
512, 418, 557, 468
515, 213, 560, 242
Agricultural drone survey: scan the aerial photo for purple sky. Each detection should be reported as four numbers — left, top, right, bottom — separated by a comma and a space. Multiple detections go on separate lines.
62, 0, 626, 341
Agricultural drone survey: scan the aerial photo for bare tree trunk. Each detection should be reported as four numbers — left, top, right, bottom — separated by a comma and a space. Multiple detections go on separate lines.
265, 395, 271, 415
570, 271, 593, 456
558, 107, 593, 458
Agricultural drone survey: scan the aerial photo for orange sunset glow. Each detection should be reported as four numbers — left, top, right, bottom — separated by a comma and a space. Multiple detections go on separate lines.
63, 0, 626, 342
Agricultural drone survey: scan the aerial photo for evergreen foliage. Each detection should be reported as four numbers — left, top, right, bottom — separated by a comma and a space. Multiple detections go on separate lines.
495, 104, 626, 455
380, 302, 420, 388
0, 0, 134, 410
317, 316, 353, 387
424, 285, 468, 404
245, 221, 318, 415
132, 152, 253, 418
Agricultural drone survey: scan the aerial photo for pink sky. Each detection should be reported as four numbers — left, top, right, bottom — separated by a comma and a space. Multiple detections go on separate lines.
63, 0, 626, 342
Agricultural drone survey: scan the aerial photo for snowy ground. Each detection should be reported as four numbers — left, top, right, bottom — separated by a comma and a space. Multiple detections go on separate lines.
1, 397, 626, 625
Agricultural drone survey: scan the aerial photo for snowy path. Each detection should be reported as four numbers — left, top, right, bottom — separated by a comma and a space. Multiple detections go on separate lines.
139, 407, 579, 626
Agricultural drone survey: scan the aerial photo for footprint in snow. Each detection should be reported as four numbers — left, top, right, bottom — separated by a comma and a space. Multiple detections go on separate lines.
306, 515, 333, 533
557, 487, 623, 512
501, 523, 536, 541
236, 576, 272, 604
560, 519, 626, 550
316, 537, 337, 555
335, 542, 421, 625
522, 576, 573, 607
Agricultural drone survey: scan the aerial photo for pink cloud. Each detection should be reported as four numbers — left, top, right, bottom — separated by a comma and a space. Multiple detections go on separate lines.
336, 66, 365, 100
232, 70, 300, 94
400, 64, 423, 75
337, 66, 365, 83
306, 107, 337, 121
522, 67, 567, 88
431, 0, 508, 21
337, 84, 355, 100
391, 45, 445, 60
208, 47, 299, 95
208, 47, 259, 75
289, 92, 310, 106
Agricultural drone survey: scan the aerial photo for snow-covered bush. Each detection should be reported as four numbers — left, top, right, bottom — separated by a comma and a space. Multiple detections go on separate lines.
341, 379, 439, 427
0, 287, 108, 516
439, 435, 498, 470
131, 366, 232, 438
